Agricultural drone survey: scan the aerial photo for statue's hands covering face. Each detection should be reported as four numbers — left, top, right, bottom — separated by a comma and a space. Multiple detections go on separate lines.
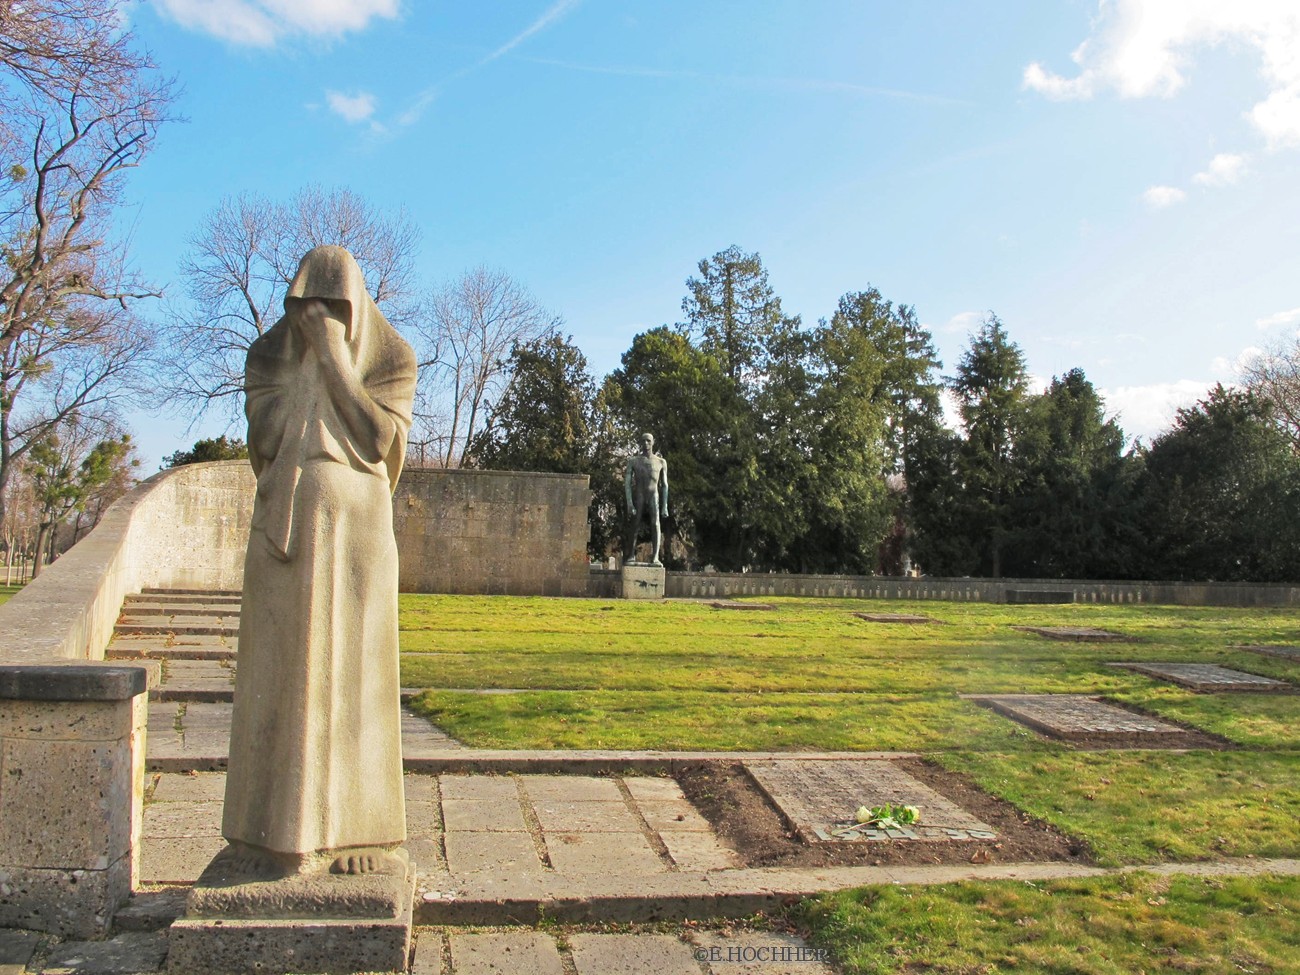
295, 298, 347, 359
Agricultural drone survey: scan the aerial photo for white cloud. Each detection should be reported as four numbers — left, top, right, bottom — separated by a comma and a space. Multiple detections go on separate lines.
326, 89, 376, 123
153, 0, 399, 46
938, 310, 984, 335
1101, 378, 1211, 441
1142, 185, 1187, 207
1257, 306, 1300, 329
1192, 152, 1247, 185
1211, 347, 1261, 375
1023, 2, 1300, 147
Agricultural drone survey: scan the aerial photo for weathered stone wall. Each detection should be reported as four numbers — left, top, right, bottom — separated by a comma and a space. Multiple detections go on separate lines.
664, 572, 1300, 607
394, 469, 592, 596
0, 461, 255, 665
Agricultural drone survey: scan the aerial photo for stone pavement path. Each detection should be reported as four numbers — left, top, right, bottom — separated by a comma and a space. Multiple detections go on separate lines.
138, 772, 741, 886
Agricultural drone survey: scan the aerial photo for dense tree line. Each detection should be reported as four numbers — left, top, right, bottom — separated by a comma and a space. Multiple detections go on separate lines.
467, 247, 1300, 583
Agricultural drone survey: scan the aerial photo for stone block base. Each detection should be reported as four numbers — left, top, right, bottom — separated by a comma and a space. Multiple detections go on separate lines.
167, 849, 416, 975
621, 564, 666, 600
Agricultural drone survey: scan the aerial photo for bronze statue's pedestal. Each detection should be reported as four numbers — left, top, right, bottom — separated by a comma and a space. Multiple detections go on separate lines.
167, 846, 415, 975
621, 563, 666, 599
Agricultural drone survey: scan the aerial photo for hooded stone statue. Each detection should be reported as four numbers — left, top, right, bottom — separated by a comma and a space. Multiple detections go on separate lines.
222, 245, 417, 876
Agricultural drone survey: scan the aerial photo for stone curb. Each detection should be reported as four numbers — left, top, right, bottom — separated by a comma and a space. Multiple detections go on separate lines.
148, 750, 924, 774
413, 857, 1300, 925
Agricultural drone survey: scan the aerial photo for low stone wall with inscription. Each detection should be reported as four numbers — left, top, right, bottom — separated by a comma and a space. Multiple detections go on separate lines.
663, 572, 1300, 608
394, 468, 592, 597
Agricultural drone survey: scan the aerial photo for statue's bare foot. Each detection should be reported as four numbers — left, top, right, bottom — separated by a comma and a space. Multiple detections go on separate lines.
218, 842, 281, 880
330, 848, 403, 875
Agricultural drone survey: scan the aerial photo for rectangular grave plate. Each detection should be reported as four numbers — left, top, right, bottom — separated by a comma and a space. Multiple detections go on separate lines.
1112, 662, 1291, 692
970, 694, 1185, 740
1011, 626, 1130, 642
744, 760, 995, 843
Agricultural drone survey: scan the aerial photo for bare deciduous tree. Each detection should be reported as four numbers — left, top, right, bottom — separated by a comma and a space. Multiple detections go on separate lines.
159, 186, 420, 422
0, 0, 172, 538
1241, 339, 1300, 449
408, 266, 559, 468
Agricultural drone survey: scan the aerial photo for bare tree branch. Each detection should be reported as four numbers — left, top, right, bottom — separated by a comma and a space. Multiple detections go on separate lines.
156, 185, 420, 425
410, 266, 560, 467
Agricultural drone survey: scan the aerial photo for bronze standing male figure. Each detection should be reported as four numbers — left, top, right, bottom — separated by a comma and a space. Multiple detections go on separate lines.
624, 432, 669, 565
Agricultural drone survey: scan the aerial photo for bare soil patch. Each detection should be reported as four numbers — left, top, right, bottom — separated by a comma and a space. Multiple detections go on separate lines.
676, 759, 1089, 868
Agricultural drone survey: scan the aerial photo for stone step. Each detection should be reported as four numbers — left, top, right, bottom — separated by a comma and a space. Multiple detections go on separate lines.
115, 621, 240, 638
127, 591, 243, 605
120, 603, 242, 619
110, 645, 237, 662
141, 587, 242, 597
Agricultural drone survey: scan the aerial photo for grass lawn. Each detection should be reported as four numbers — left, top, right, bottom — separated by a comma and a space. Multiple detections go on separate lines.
799, 871, 1300, 974
402, 594, 1299, 865
0, 583, 21, 606
400, 593, 1300, 967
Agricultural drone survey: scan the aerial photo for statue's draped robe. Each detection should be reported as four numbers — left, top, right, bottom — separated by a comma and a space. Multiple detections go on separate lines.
223, 246, 417, 858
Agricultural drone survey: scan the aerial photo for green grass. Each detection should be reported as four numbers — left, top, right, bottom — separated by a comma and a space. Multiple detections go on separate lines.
399, 586, 1300, 963
798, 872, 1300, 974
401, 593, 1300, 867
0, 583, 21, 606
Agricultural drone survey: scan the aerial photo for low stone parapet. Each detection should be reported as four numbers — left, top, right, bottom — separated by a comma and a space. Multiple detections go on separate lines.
0, 664, 148, 937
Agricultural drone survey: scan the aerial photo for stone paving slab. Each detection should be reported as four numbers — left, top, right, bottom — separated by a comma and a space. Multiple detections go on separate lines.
40, 933, 168, 975
745, 759, 994, 843
447, 931, 564, 975
533, 799, 644, 833
710, 601, 777, 611
568, 932, 700, 975
969, 694, 1187, 741
147, 704, 464, 768
141, 802, 223, 838
443, 798, 528, 832
660, 830, 745, 872
1011, 625, 1131, 642
1235, 644, 1300, 661
546, 831, 667, 877
519, 773, 622, 802
693, 930, 834, 974
139, 835, 226, 885
1109, 662, 1293, 692
0, 929, 40, 973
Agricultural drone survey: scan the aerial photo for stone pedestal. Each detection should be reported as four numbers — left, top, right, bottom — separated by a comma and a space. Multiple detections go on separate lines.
621, 563, 666, 600
0, 664, 149, 938
167, 847, 416, 975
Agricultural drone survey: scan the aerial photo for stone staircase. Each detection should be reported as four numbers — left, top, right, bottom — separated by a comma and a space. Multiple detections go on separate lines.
106, 588, 462, 770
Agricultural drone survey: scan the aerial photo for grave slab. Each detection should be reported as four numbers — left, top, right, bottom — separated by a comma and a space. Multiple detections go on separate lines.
854, 612, 935, 624
970, 694, 1187, 741
744, 760, 994, 843
1012, 625, 1130, 642
1110, 662, 1292, 692
710, 601, 777, 611
1235, 644, 1300, 661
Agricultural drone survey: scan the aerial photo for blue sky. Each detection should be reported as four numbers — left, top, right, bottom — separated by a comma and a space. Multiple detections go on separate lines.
122, 1, 1300, 468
